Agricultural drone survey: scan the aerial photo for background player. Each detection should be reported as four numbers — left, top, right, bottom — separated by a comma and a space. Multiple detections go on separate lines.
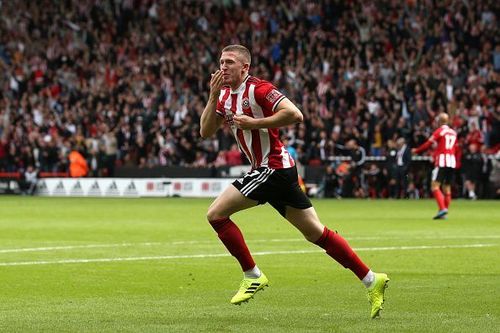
200, 44, 389, 318
412, 113, 458, 219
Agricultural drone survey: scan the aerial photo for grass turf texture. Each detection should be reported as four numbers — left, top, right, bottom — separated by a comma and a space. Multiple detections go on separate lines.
0, 197, 499, 332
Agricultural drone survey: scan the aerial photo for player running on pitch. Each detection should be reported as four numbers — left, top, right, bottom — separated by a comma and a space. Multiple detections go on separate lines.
200, 45, 389, 318
412, 113, 458, 219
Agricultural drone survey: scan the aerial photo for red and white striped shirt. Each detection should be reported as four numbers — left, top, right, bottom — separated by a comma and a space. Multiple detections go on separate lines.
216, 75, 294, 169
414, 125, 457, 168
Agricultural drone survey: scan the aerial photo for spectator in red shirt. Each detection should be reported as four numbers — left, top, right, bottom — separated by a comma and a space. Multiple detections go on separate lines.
465, 122, 484, 148
225, 144, 243, 166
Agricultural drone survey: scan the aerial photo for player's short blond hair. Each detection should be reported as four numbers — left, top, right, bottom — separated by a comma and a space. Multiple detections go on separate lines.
437, 113, 449, 126
221, 45, 251, 66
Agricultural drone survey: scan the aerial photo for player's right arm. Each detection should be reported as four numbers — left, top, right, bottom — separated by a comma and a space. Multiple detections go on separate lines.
200, 70, 224, 139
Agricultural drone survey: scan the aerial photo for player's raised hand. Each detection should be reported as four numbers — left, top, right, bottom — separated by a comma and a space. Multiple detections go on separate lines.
233, 114, 257, 130
209, 70, 224, 100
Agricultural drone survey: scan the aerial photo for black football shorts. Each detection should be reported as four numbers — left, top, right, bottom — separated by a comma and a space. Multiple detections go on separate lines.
431, 167, 455, 185
232, 165, 312, 217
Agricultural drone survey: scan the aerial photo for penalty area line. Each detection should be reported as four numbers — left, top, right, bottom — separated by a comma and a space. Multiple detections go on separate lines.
0, 243, 496, 267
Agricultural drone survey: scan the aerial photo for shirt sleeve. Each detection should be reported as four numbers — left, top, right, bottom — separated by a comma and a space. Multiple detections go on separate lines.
215, 89, 228, 117
414, 129, 439, 154
215, 100, 224, 117
254, 82, 286, 114
430, 128, 441, 142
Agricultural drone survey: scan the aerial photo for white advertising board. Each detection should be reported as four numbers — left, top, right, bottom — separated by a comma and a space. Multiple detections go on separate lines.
35, 178, 234, 198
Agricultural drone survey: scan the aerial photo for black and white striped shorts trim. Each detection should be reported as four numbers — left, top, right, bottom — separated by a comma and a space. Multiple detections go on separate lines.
240, 168, 275, 196
431, 167, 439, 181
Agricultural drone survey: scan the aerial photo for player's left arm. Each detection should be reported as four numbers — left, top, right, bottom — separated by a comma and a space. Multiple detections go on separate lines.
412, 130, 438, 154
233, 98, 303, 130
412, 140, 432, 154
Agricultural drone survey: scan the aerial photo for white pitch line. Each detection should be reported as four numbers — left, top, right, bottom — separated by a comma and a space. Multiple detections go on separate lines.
0, 242, 163, 254
172, 235, 500, 244
352, 235, 500, 240
1, 235, 499, 254
0, 243, 495, 267
0, 240, 305, 254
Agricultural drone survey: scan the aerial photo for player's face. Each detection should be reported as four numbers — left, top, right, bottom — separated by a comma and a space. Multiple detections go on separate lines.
220, 51, 248, 86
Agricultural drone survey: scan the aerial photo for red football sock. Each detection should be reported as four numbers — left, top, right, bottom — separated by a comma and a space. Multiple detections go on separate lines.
209, 217, 255, 271
314, 227, 370, 280
432, 189, 446, 210
444, 192, 451, 209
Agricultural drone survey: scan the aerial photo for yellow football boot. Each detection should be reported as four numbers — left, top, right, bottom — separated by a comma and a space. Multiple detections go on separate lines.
230, 273, 269, 305
367, 273, 390, 318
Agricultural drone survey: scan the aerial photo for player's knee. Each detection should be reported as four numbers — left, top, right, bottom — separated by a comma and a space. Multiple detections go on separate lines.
302, 228, 324, 243
206, 207, 223, 223
431, 182, 440, 191
303, 233, 318, 243
206, 210, 215, 222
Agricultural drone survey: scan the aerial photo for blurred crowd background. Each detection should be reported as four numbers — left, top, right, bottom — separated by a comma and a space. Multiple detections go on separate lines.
0, 0, 499, 198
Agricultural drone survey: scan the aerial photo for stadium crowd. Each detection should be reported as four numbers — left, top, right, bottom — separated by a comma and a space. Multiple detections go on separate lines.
0, 0, 499, 198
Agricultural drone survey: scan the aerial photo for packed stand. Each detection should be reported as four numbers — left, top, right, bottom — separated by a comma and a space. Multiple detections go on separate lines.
0, 0, 498, 198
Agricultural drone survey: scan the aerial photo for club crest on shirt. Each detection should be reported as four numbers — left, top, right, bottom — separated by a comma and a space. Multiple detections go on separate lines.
242, 97, 250, 110
266, 89, 281, 103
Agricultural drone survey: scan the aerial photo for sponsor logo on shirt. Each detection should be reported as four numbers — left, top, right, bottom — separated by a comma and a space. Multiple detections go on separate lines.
224, 111, 235, 129
265, 89, 281, 104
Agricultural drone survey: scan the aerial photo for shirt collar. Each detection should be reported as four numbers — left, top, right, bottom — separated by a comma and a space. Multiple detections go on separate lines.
230, 75, 250, 94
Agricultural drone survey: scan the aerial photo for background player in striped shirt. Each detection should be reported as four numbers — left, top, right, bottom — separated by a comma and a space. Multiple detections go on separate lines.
412, 113, 458, 219
200, 45, 389, 318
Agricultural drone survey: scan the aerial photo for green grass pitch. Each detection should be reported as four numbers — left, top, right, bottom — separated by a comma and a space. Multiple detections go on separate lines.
0, 197, 499, 332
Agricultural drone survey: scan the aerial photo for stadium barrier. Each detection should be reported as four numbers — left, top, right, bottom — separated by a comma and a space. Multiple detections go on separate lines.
0, 179, 21, 195
0, 172, 21, 194
2, 155, 498, 197
34, 178, 234, 198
